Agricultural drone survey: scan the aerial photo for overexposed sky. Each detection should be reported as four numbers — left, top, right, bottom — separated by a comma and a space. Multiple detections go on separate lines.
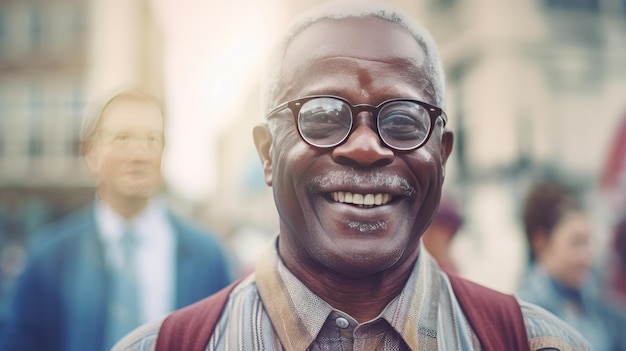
151, 0, 277, 201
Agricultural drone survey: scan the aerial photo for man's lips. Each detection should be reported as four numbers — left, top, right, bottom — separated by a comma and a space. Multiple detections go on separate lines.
331, 191, 392, 206
124, 167, 151, 176
310, 171, 415, 209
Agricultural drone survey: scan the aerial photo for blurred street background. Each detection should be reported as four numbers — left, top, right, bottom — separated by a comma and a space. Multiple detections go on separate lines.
1, 0, 625, 326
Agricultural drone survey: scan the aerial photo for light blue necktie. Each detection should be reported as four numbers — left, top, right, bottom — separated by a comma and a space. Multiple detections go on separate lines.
105, 226, 140, 349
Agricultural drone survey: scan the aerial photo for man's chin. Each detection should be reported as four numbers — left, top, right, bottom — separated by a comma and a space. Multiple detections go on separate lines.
314, 240, 406, 276
119, 187, 156, 201
118, 179, 160, 196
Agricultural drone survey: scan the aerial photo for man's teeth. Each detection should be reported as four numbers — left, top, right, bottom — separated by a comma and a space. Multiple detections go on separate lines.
331, 192, 391, 206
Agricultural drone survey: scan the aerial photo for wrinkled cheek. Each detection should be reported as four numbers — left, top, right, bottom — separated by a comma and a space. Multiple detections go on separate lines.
408, 154, 444, 233
271, 132, 311, 185
271, 140, 314, 230
271, 154, 298, 210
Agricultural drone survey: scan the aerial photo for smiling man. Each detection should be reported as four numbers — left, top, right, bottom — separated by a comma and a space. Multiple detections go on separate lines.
113, 2, 590, 350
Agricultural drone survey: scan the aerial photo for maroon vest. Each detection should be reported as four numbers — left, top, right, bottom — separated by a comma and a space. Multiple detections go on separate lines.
156, 273, 529, 351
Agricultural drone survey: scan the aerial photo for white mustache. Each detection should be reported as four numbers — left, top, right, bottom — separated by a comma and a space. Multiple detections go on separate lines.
308, 171, 415, 197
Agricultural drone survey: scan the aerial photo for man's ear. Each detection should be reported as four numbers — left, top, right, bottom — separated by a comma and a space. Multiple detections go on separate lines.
440, 130, 454, 180
441, 130, 454, 166
253, 124, 273, 186
82, 142, 99, 178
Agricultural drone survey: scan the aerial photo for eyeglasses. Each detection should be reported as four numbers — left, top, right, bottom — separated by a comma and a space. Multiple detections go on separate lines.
266, 95, 447, 151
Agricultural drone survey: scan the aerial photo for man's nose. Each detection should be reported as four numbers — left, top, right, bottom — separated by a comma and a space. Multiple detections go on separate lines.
331, 112, 395, 167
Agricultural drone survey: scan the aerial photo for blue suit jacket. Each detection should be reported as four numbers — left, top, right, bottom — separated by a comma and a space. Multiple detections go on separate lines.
0, 206, 233, 351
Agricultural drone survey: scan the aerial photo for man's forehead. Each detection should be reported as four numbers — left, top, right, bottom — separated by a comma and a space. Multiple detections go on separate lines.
103, 97, 160, 112
279, 17, 433, 102
98, 98, 164, 129
285, 17, 424, 65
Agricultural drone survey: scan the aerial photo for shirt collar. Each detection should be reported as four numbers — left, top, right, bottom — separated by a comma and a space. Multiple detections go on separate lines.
255, 237, 442, 351
94, 197, 169, 246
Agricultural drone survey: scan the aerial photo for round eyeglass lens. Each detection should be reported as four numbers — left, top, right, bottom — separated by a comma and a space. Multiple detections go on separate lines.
378, 102, 431, 150
298, 97, 352, 147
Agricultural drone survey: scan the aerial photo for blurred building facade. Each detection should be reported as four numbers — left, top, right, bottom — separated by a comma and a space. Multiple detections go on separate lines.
424, 0, 626, 291
0, 0, 164, 242
0, 0, 91, 244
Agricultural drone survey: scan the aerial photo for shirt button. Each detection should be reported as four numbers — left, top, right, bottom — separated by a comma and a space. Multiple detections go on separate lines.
335, 317, 349, 329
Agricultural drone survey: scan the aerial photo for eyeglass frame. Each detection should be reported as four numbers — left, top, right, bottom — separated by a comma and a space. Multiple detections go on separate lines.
265, 95, 448, 151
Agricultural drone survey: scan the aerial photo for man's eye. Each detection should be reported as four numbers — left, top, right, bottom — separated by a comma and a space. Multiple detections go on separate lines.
112, 135, 132, 145
310, 111, 344, 124
148, 136, 164, 144
385, 113, 420, 127
300, 112, 349, 137
382, 115, 428, 138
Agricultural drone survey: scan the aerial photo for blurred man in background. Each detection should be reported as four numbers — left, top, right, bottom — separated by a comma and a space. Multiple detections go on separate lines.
0, 89, 233, 351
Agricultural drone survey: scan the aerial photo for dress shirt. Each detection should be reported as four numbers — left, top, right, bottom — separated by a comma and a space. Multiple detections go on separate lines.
96, 197, 176, 324
113, 239, 590, 351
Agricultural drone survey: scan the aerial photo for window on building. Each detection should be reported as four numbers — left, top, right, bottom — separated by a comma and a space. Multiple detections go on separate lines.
0, 94, 4, 158
68, 84, 84, 156
543, 0, 604, 47
28, 7, 44, 50
0, 9, 5, 54
429, 0, 458, 11
68, 3, 86, 48
544, 0, 600, 12
27, 87, 43, 158
439, 0, 457, 7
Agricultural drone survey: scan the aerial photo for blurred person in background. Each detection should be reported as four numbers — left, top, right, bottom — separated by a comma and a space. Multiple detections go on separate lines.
589, 215, 626, 313
608, 216, 626, 306
518, 180, 626, 351
421, 196, 463, 274
0, 89, 233, 351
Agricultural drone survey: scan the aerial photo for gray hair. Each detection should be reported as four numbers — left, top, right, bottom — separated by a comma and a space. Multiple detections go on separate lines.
261, 0, 446, 114
79, 88, 165, 155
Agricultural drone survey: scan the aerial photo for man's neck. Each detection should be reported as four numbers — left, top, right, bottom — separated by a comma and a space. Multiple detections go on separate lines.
279, 244, 418, 323
315, 272, 412, 323
98, 194, 149, 220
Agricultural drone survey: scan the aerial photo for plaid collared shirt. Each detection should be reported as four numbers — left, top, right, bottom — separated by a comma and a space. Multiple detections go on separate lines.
114, 239, 590, 351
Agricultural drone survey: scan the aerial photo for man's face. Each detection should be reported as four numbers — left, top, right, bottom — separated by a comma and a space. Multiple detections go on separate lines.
85, 98, 164, 204
257, 17, 453, 277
